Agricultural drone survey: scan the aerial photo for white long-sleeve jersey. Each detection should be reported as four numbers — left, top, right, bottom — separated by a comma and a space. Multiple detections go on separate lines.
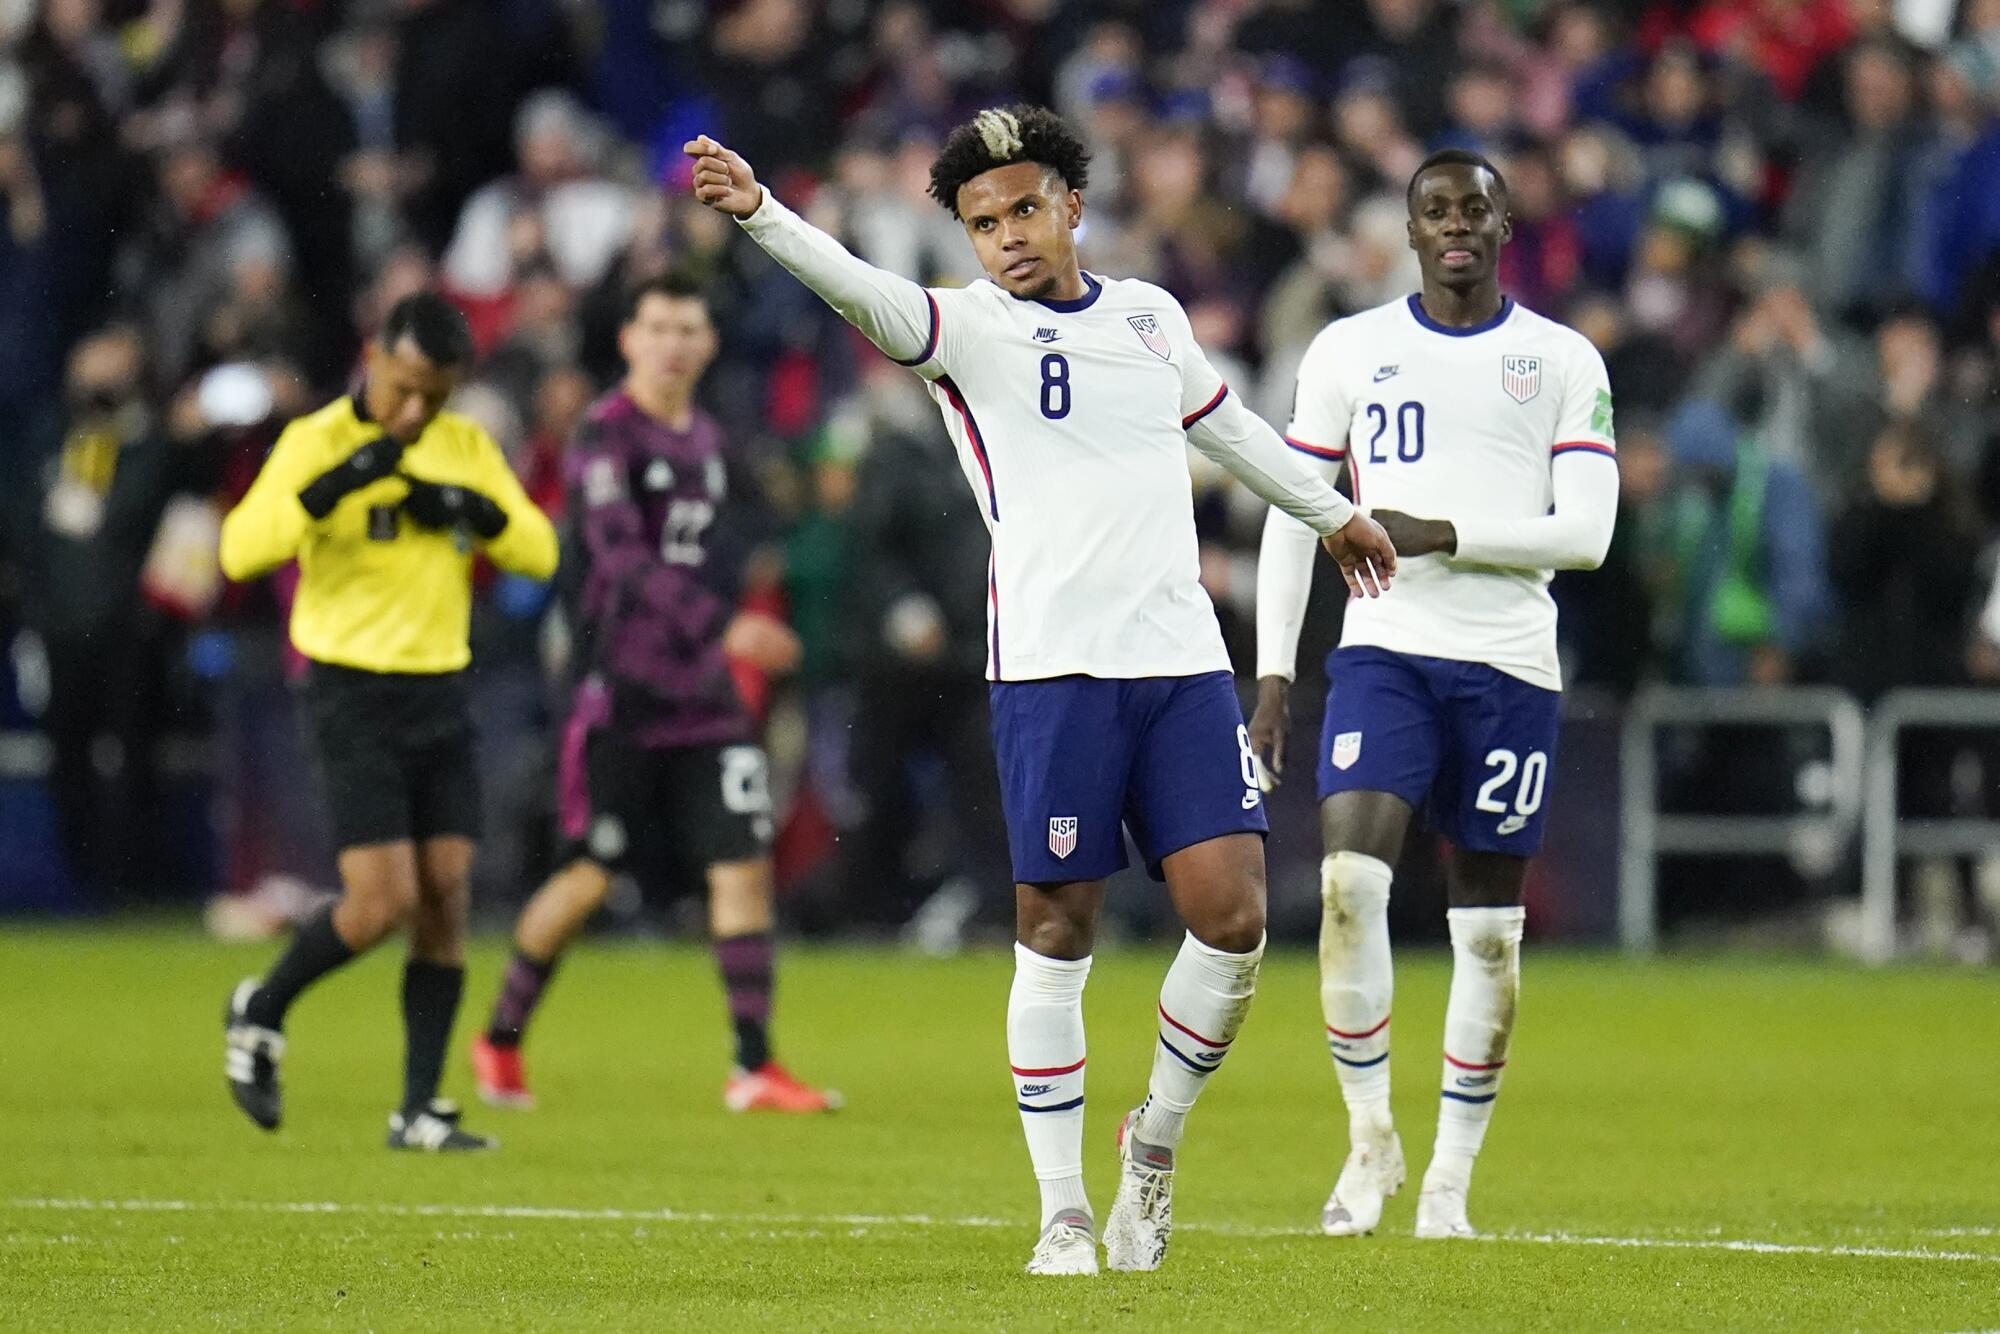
1257, 295, 1620, 692
740, 190, 1354, 682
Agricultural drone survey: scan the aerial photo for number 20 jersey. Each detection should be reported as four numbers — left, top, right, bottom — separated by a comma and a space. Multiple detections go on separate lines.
1286, 295, 1616, 691
903, 273, 1242, 683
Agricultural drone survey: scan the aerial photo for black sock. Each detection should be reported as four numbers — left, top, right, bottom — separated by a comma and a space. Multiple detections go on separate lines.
714, 932, 775, 1071
732, 1016, 771, 1072
402, 960, 465, 1113
245, 906, 355, 1029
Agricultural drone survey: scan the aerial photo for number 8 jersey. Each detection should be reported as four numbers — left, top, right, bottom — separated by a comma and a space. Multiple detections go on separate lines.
1269, 295, 1619, 691
737, 190, 1355, 685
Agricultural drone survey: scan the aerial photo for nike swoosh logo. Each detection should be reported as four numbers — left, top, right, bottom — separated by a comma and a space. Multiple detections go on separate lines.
1373, 369, 1398, 382
1242, 791, 1261, 810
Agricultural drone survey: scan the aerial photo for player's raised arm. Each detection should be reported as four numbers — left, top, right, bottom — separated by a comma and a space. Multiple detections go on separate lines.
685, 135, 942, 372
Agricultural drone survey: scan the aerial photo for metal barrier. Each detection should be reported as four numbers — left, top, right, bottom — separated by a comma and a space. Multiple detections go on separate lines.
1618, 686, 1866, 954
1859, 688, 2000, 965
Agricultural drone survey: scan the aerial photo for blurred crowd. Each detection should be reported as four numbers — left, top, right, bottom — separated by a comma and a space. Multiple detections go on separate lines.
6, 0, 2000, 923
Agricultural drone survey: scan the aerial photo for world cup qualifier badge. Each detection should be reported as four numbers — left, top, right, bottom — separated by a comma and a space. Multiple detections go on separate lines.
1048, 816, 1079, 859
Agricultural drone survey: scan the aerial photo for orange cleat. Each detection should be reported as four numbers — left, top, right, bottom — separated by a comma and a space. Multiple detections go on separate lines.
470, 1034, 536, 1109
724, 1061, 843, 1113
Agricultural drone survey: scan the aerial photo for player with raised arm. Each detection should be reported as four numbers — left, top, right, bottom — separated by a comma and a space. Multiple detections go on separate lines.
1250, 149, 1618, 1240
467, 273, 839, 1116
686, 108, 1395, 1276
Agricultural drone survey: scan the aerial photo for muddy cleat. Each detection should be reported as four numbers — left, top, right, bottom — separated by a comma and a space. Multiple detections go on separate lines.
386, 1099, 497, 1152
223, 979, 284, 1131
469, 1034, 535, 1109
1321, 1124, 1406, 1236
1026, 1209, 1099, 1276
1104, 1109, 1175, 1272
724, 1062, 843, 1113
1413, 1173, 1477, 1239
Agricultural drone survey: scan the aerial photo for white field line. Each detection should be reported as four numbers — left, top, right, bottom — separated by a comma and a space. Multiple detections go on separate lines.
5, 1197, 1998, 1265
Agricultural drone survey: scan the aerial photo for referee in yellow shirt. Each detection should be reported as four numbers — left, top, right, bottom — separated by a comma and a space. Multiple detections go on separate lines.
218, 292, 557, 1151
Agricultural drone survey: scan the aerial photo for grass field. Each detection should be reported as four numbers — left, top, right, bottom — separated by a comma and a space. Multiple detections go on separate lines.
2, 924, 1996, 1331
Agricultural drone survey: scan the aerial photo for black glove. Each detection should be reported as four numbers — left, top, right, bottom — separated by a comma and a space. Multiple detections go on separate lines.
399, 476, 508, 540
297, 436, 406, 519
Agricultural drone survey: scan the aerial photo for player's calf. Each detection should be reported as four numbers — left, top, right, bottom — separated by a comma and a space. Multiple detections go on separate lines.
1318, 850, 1401, 1235
1417, 905, 1524, 1239
1107, 929, 1262, 1271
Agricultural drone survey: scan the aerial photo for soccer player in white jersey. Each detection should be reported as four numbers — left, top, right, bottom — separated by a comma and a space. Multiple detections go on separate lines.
1250, 149, 1619, 1240
686, 108, 1396, 1276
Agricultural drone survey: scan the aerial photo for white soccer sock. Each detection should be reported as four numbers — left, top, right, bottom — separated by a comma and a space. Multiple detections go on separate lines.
1134, 931, 1264, 1149
1009, 943, 1092, 1227
1431, 905, 1526, 1184
1319, 852, 1395, 1132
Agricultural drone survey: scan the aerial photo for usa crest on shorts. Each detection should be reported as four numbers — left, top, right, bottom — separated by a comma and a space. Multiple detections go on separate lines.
1331, 731, 1362, 771
1048, 816, 1079, 859
1128, 314, 1170, 360
1501, 355, 1541, 403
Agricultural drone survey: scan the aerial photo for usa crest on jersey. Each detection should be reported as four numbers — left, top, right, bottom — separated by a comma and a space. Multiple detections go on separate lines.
1128, 314, 1170, 360
1501, 355, 1541, 403
1048, 816, 1079, 859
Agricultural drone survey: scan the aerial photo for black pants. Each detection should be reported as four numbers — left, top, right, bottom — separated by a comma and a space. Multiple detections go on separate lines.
43, 625, 172, 897
840, 670, 1009, 925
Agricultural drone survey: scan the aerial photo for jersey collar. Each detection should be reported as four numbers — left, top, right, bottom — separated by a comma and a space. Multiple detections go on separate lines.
1030, 271, 1103, 313
1405, 292, 1514, 337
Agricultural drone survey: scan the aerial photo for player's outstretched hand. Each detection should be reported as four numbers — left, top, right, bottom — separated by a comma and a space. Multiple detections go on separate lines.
1323, 511, 1396, 598
1247, 677, 1290, 788
683, 136, 763, 218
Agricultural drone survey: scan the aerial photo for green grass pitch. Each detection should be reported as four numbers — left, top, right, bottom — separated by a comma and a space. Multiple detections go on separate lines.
2, 924, 1996, 1330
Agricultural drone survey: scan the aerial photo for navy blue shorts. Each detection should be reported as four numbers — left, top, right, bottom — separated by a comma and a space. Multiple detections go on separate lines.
989, 672, 1268, 884
1317, 647, 1563, 856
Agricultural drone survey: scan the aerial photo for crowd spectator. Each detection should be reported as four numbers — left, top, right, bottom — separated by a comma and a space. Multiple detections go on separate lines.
6, 0, 2000, 922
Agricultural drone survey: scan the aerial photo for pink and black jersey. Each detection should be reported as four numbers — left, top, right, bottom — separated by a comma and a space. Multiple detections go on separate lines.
564, 389, 764, 749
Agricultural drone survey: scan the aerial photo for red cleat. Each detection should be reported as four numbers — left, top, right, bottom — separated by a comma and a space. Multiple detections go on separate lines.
724, 1062, 843, 1113
470, 1034, 536, 1109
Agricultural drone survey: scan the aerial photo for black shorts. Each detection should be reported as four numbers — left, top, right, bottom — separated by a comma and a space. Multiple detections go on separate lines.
306, 662, 481, 850
556, 721, 773, 874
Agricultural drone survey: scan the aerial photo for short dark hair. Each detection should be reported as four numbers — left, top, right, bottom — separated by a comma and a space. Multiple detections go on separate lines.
1407, 148, 1509, 210
622, 270, 710, 325
928, 105, 1092, 218
379, 291, 474, 369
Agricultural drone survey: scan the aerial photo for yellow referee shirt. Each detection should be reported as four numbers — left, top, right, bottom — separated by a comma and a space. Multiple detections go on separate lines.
220, 395, 559, 674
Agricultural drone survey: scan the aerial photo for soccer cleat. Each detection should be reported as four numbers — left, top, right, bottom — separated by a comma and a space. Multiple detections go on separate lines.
386, 1099, 498, 1152
1025, 1209, 1099, 1276
469, 1034, 536, 1109
1413, 1173, 1477, 1239
223, 979, 285, 1131
1321, 1125, 1406, 1236
1104, 1109, 1175, 1272
724, 1062, 843, 1113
